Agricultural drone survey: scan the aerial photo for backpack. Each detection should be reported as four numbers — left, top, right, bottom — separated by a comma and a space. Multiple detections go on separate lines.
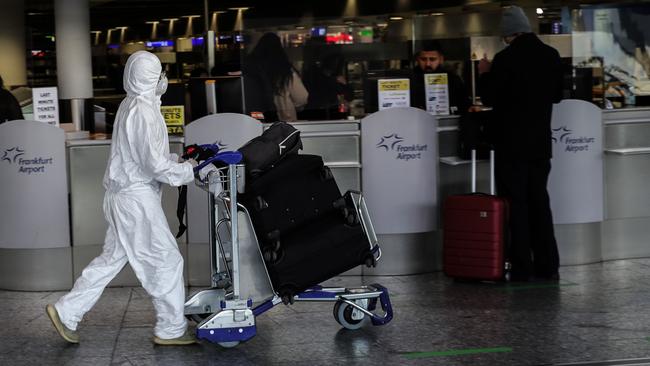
238, 121, 302, 179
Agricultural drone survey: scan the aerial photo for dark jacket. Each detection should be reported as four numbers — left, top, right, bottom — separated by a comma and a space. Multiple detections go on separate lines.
0, 89, 23, 123
479, 33, 563, 161
412, 66, 469, 115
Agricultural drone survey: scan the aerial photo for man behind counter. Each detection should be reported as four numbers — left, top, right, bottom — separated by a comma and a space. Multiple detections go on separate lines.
411, 41, 470, 115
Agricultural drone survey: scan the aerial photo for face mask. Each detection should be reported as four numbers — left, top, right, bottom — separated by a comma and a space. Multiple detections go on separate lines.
156, 71, 168, 96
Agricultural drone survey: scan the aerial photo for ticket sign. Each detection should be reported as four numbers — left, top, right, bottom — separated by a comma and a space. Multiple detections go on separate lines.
424, 73, 450, 116
32, 87, 60, 127
378, 79, 410, 110
161, 105, 185, 134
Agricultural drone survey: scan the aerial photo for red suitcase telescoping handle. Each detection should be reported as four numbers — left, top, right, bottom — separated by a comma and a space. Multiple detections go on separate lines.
470, 149, 495, 195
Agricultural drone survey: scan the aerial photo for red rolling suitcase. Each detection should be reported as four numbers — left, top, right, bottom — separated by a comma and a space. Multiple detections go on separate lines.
443, 150, 509, 281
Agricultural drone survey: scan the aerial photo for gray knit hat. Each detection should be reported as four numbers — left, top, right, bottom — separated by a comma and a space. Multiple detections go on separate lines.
501, 6, 532, 36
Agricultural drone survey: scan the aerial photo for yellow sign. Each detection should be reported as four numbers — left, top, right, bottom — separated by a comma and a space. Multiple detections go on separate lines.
161, 105, 184, 134
378, 79, 410, 91
425, 74, 448, 85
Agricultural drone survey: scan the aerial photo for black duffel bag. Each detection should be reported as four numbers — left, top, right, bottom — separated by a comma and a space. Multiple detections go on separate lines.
238, 121, 302, 179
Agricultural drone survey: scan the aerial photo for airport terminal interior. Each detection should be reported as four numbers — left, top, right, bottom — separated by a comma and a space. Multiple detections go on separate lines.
3, 0, 650, 365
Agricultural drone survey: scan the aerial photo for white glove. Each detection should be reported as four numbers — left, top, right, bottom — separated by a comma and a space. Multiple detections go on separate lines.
199, 164, 219, 180
186, 158, 198, 168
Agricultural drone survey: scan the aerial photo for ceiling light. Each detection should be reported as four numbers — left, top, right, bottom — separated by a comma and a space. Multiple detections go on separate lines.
295, 26, 305, 30
389, 16, 404, 21
536, 8, 544, 15
182, 15, 201, 18
430, 12, 444, 16
145, 21, 159, 24
228, 7, 250, 11
162, 18, 179, 21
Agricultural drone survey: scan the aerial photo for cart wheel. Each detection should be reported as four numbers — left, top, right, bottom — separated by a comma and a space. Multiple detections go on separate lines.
217, 341, 240, 348
333, 301, 368, 330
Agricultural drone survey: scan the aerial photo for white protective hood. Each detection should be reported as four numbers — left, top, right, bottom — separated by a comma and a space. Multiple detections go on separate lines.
103, 51, 193, 192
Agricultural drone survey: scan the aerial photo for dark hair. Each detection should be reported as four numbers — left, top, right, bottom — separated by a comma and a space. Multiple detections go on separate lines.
416, 40, 444, 57
249, 33, 293, 95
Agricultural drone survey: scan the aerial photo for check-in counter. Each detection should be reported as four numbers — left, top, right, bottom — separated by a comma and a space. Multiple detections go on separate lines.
0, 121, 72, 291
602, 107, 650, 261
6, 105, 650, 291
287, 120, 361, 193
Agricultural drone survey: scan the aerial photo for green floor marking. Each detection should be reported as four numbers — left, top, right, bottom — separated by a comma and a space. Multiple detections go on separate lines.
403, 346, 513, 359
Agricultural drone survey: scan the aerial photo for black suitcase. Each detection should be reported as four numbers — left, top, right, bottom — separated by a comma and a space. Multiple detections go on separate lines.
265, 211, 373, 302
240, 154, 342, 250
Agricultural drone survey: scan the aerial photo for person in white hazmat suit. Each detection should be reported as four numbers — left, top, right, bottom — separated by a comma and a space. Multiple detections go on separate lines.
46, 51, 199, 345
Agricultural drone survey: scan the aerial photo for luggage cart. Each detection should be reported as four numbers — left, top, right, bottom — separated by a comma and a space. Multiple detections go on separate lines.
184, 151, 393, 348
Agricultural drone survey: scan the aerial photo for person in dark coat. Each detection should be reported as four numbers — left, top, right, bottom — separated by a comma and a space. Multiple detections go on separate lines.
411, 40, 469, 115
0, 75, 24, 123
479, 6, 564, 282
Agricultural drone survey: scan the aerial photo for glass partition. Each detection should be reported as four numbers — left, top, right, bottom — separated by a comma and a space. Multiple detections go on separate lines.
571, 5, 650, 108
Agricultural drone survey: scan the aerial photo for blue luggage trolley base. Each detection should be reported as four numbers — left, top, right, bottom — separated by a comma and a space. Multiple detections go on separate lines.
184, 151, 393, 348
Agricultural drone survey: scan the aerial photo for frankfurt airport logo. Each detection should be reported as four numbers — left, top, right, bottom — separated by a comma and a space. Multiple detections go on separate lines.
2, 146, 25, 163
376, 133, 404, 151
376, 133, 428, 161
1, 146, 53, 174
551, 126, 595, 153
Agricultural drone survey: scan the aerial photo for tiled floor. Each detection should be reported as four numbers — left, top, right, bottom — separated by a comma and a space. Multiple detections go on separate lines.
3, 259, 650, 365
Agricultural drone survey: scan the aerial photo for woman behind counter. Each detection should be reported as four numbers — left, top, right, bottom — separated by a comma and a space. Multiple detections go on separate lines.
244, 33, 308, 122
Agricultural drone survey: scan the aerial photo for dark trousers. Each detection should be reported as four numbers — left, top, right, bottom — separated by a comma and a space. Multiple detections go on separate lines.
495, 157, 559, 278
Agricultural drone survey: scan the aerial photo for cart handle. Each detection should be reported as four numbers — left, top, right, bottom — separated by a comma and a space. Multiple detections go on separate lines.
195, 151, 243, 172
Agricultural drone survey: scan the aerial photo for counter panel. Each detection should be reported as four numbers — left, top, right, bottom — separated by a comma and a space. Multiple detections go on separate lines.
602, 217, 650, 261
604, 153, 650, 219
604, 123, 650, 149
0, 247, 72, 291
600, 107, 650, 263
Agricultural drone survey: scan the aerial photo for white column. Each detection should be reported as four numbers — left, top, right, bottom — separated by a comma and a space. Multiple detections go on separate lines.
55, 0, 93, 99
0, 0, 27, 87
55, 0, 93, 131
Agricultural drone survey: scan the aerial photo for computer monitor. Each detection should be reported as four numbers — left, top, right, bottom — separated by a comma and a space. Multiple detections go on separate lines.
188, 76, 245, 120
